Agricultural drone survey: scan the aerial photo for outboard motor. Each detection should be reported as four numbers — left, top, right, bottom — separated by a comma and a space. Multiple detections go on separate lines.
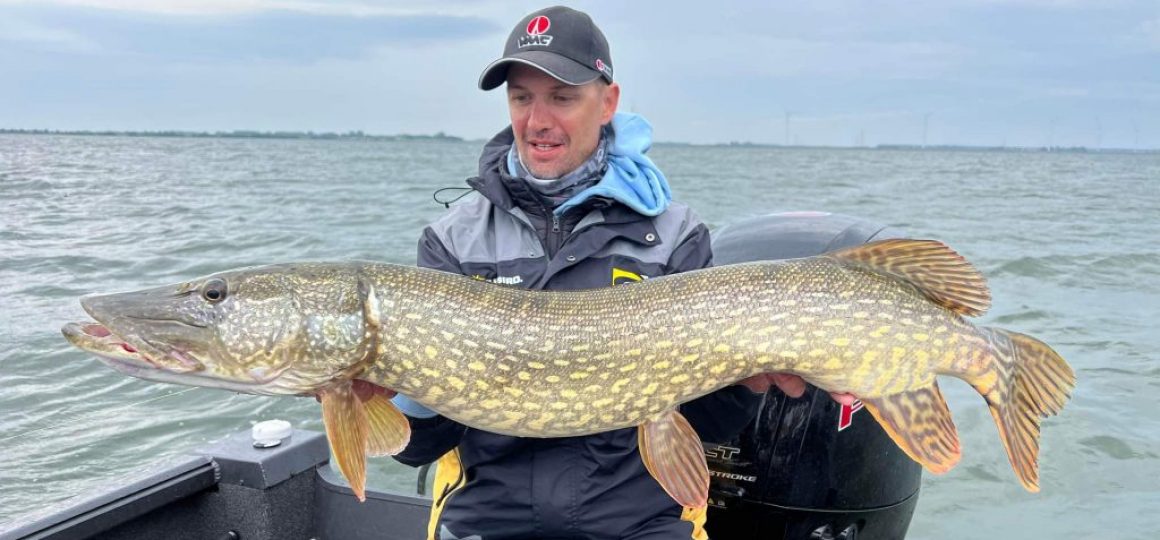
704, 212, 921, 540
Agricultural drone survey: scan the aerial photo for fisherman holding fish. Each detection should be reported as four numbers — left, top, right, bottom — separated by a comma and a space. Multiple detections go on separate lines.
62, 5, 1074, 539
382, 6, 839, 539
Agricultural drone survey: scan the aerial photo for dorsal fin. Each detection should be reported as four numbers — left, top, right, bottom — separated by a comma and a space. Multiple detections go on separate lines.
827, 239, 991, 316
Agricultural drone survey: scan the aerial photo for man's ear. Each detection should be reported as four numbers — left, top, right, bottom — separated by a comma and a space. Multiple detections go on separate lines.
601, 82, 621, 124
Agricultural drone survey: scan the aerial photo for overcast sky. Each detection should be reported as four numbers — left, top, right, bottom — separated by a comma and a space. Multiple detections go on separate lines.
2, 0, 1157, 147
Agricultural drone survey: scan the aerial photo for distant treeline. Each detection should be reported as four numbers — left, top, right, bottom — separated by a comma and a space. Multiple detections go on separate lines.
0, 128, 466, 142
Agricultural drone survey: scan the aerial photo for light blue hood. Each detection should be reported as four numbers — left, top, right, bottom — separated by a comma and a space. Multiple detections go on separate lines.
553, 112, 672, 217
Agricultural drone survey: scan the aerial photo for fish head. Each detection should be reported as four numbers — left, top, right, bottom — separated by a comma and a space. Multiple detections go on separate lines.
63, 264, 372, 396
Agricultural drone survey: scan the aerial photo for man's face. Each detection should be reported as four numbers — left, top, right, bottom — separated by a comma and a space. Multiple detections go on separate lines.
506, 64, 620, 179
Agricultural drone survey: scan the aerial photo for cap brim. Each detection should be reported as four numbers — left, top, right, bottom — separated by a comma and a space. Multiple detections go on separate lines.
478, 50, 602, 91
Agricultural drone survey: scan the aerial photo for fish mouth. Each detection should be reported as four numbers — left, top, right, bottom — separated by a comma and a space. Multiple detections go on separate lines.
61, 321, 204, 373
63, 320, 276, 392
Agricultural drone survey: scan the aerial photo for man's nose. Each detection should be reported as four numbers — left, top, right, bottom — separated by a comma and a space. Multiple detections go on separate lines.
526, 99, 554, 132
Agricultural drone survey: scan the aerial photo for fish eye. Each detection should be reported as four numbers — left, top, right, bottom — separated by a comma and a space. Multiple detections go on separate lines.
202, 278, 228, 303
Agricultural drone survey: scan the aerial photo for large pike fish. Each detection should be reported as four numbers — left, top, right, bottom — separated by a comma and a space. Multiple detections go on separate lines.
62, 240, 1075, 506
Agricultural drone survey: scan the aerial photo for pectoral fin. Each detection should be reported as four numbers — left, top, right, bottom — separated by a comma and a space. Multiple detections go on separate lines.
319, 382, 369, 501
860, 382, 961, 474
638, 409, 710, 508
363, 393, 411, 457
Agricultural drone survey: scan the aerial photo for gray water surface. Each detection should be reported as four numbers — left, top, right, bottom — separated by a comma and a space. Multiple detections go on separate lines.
2, 134, 1158, 538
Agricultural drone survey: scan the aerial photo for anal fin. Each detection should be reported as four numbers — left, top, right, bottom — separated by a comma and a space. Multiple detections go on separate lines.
860, 382, 962, 474
638, 409, 709, 508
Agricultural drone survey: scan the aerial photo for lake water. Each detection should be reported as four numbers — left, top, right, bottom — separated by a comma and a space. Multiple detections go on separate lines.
1, 134, 1158, 538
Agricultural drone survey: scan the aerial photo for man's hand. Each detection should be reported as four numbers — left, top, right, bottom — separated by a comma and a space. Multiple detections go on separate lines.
313, 380, 397, 403
352, 379, 396, 402
738, 373, 857, 406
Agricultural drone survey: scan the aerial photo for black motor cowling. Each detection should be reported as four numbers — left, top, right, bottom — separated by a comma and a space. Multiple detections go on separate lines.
704, 212, 921, 540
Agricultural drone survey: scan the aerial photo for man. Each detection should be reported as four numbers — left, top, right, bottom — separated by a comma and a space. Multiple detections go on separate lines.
384, 6, 842, 539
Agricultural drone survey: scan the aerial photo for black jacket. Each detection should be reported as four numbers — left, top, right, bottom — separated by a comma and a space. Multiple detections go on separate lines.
394, 127, 761, 540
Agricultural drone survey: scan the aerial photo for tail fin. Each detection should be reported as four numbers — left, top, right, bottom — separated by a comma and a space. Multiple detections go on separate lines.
973, 327, 1076, 491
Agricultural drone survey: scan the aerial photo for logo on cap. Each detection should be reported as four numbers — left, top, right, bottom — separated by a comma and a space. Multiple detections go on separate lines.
518, 16, 554, 48
526, 16, 551, 35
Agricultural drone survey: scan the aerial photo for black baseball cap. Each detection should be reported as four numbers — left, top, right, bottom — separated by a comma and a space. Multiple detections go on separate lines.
478, 6, 614, 91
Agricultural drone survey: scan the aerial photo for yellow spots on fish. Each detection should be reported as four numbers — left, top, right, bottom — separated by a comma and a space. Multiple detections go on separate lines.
449, 348, 464, 357
452, 318, 468, 327
651, 360, 672, 371
790, 339, 807, 349
550, 401, 569, 411
486, 341, 505, 350
713, 344, 731, 353
634, 397, 650, 409
778, 299, 798, 307
620, 362, 638, 372
912, 333, 930, 342
670, 374, 690, 385
559, 389, 578, 399
623, 348, 642, 358
854, 311, 870, 319
395, 344, 413, 355
681, 353, 700, 364
402, 359, 416, 370
878, 299, 894, 305
421, 367, 440, 379
569, 371, 591, 380
550, 359, 569, 368
862, 350, 880, 363
808, 348, 826, 358
441, 331, 455, 341
527, 361, 546, 370
642, 382, 660, 395
594, 353, 612, 362
522, 401, 542, 411
427, 386, 445, 399
722, 325, 741, 337
830, 304, 850, 311
480, 399, 502, 410
572, 343, 590, 352
468, 361, 487, 372
572, 402, 587, 411
545, 375, 560, 383
537, 340, 556, 352
474, 380, 489, 391
405, 312, 422, 320
831, 338, 850, 347
503, 386, 524, 398
461, 339, 478, 348
656, 340, 673, 349
448, 376, 466, 391
870, 325, 892, 338
892, 347, 907, 362
518, 371, 532, 381
527, 412, 557, 432
503, 410, 531, 424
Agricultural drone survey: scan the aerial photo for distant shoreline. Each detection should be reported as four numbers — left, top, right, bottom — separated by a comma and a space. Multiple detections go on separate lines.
0, 128, 466, 143
2, 128, 1156, 154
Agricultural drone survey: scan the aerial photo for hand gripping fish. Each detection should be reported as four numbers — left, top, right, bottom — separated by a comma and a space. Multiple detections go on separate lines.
62, 240, 1075, 506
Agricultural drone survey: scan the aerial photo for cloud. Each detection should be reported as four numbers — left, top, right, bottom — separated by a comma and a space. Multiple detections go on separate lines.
0, 4, 499, 61
0, 18, 99, 53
